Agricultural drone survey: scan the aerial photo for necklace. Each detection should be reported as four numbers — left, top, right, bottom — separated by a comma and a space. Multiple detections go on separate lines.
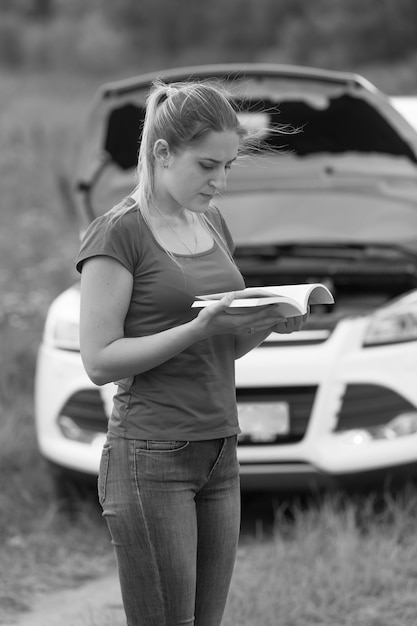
153, 205, 199, 254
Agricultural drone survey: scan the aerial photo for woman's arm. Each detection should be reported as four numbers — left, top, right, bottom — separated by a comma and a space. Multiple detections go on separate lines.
80, 257, 299, 385
79, 257, 207, 385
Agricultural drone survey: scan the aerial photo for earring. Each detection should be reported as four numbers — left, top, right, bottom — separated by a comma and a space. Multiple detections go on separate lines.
160, 162, 168, 169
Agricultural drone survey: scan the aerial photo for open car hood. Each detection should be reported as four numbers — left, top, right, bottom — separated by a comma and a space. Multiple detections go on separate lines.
73, 63, 417, 235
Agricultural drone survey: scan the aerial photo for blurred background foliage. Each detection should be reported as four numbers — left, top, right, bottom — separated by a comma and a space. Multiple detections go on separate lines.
1, 0, 417, 93
1, 0, 417, 397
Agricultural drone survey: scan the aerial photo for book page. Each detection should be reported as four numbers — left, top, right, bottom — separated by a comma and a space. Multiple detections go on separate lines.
263, 284, 334, 306
195, 283, 334, 306
197, 287, 276, 300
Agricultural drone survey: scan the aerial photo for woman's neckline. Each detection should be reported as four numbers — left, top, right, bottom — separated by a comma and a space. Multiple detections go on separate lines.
126, 197, 217, 257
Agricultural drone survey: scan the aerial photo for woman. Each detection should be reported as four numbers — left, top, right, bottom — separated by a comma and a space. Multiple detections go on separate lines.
76, 79, 306, 626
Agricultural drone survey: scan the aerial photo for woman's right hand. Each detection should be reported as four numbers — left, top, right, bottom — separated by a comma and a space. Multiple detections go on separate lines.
194, 292, 286, 338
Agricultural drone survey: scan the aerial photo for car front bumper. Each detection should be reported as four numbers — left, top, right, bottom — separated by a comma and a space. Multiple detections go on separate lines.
34, 313, 417, 491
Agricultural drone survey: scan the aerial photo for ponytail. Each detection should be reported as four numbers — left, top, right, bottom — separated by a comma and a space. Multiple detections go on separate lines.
108, 78, 247, 261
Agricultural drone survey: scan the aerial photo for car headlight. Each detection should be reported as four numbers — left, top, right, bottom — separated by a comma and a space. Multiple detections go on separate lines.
49, 318, 80, 351
42, 285, 81, 351
363, 292, 417, 347
335, 412, 417, 445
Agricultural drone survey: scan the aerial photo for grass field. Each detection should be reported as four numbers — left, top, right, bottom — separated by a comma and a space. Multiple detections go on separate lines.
0, 68, 115, 622
2, 67, 417, 626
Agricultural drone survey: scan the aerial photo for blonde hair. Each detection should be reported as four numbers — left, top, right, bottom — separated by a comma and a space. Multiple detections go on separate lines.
108, 79, 249, 259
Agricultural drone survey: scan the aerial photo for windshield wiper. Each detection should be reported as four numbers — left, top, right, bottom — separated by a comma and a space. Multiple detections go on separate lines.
234, 242, 417, 263
360, 243, 417, 262
234, 245, 285, 260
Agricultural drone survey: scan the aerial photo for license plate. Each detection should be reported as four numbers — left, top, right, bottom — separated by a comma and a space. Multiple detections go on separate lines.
237, 402, 290, 443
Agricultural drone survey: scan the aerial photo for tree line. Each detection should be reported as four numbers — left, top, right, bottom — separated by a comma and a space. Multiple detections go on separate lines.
1, 0, 416, 74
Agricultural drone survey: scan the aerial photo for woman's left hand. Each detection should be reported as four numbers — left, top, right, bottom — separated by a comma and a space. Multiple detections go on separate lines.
271, 310, 309, 334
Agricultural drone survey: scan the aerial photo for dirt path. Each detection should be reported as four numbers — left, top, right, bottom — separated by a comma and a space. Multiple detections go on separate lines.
4, 570, 124, 626
4, 495, 276, 626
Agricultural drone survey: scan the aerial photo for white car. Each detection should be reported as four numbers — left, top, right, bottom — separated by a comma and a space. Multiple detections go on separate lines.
391, 96, 417, 132
35, 64, 417, 495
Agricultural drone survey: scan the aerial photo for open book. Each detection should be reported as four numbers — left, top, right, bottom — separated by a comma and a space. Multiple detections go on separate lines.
191, 283, 334, 317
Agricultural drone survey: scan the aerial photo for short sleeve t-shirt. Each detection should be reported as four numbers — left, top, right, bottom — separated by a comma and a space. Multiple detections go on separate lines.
76, 201, 246, 441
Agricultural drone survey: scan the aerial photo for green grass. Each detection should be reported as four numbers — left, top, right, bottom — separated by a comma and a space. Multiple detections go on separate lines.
223, 492, 417, 626
0, 403, 115, 622
2, 67, 417, 626
0, 68, 115, 623
0, 69, 88, 395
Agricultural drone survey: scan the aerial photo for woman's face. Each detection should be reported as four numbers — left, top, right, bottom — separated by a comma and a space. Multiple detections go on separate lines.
156, 130, 240, 214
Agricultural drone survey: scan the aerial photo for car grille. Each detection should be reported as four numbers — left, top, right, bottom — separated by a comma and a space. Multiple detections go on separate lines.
59, 390, 108, 433
58, 386, 317, 445
236, 386, 317, 445
335, 384, 416, 431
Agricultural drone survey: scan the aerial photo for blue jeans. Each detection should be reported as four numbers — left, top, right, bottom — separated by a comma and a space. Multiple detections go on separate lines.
98, 433, 241, 626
